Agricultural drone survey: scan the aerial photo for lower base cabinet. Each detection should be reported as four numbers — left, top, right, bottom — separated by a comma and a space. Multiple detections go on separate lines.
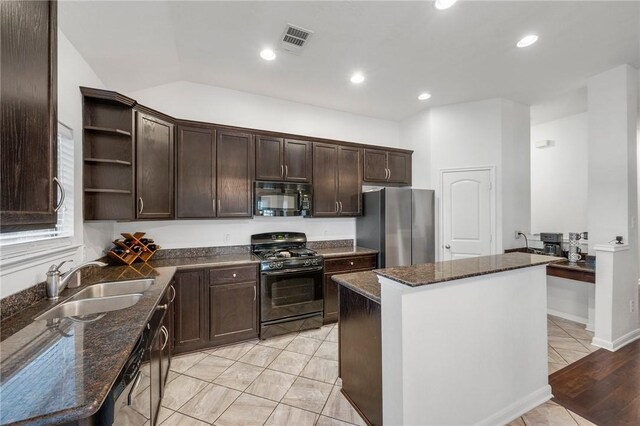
323, 254, 377, 324
173, 265, 259, 355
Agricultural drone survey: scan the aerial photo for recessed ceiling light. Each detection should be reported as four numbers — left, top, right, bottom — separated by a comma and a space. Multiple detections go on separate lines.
434, 0, 457, 10
350, 73, 365, 84
260, 48, 276, 61
516, 35, 538, 48
418, 92, 432, 101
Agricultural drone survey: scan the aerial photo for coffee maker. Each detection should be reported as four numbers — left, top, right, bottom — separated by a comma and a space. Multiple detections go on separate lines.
540, 233, 563, 256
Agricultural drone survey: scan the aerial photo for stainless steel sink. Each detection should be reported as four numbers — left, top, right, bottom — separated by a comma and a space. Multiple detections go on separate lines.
70, 279, 154, 300
35, 294, 143, 321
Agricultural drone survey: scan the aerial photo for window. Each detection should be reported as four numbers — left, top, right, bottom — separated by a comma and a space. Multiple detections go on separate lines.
0, 123, 75, 249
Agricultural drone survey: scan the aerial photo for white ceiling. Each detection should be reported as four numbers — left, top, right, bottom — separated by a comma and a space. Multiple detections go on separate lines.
59, 1, 640, 121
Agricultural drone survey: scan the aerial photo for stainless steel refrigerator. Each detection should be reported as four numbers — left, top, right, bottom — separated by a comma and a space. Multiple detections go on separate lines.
356, 188, 435, 268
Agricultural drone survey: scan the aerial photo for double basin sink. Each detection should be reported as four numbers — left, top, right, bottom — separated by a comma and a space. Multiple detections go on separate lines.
36, 279, 154, 321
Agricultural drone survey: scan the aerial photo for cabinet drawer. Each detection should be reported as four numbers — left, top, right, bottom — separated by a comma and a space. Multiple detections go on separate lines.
209, 265, 257, 285
324, 255, 377, 273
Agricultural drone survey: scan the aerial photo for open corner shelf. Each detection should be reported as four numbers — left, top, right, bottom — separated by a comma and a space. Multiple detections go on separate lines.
84, 158, 132, 166
84, 125, 132, 136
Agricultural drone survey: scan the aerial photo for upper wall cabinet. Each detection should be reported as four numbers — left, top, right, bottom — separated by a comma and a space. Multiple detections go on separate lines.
216, 130, 254, 217
363, 149, 411, 185
136, 110, 175, 219
1, 0, 58, 232
176, 125, 216, 218
313, 143, 362, 217
255, 136, 312, 183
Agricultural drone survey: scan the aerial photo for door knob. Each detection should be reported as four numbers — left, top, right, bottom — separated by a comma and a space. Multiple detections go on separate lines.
445, 244, 451, 249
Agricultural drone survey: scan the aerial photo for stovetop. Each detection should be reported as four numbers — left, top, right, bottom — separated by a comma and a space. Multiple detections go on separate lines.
251, 232, 323, 272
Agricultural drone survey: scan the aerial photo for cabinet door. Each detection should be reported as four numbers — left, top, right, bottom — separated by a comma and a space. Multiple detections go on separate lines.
136, 112, 174, 219
255, 136, 284, 181
216, 130, 254, 217
173, 270, 208, 354
149, 325, 163, 426
1, 0, 58, 231
387, 151, 411, 185
363, 149, 388, 183
209, 281, 258, 345
284, 139, 312, 182
176, 126, 216, 218
337, 146, 362, 216
312, 143, 339, 217
323, 274, 339, 324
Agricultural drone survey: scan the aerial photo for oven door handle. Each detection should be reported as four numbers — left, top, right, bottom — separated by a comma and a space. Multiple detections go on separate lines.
262, 266, 323, 276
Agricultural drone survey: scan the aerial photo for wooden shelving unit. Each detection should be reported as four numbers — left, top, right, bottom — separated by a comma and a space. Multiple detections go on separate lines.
107, 232, 160, 265
81, 87, 137, 221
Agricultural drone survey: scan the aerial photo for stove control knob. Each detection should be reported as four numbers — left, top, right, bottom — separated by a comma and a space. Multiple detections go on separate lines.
304, 259, 311, 266
311, 259, 319, 266
269, 262, 275, 269
277, 262, 283, 269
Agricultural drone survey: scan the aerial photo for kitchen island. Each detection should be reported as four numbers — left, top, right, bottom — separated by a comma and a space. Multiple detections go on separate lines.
332, 252, 562, 426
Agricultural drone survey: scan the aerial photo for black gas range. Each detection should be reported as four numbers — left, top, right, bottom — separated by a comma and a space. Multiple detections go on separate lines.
251, 232, 324, 338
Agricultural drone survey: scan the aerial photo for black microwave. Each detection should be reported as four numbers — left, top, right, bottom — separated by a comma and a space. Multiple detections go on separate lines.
254, 181, 312, 217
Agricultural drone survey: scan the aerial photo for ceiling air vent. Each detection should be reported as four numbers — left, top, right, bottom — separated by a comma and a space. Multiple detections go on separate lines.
280, 24, 314, 55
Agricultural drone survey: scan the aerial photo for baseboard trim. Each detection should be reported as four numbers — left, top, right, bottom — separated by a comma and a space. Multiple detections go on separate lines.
478, 385, 552, 426
592, 328, 640, 352
547, 308, 588, 326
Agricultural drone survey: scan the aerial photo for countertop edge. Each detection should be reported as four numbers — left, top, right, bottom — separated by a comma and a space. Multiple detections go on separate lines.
331, 272, 381, 304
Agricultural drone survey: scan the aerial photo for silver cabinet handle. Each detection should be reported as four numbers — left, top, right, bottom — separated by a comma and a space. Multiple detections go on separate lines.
350, 261, 354, 266
387, 168, 391, 181
339, 201, 343, 214
284, 165, 288, 179
157, 303, 168, 311
335, 201, 339, 213
160, 325, 169, 350
445, 244, 451, 249
218, 199, 221, 213
138, 197, 144, 215
53, 177, 65, 212
213, 199, 216, 213
169, 285, 176, 304
232, 273, 237, 278
383, 168, 388, 180
253, 286, 256, 301
281, 165, 284, 178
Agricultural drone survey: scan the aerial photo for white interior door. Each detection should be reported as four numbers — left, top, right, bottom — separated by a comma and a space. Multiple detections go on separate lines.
441, 169, 494, 261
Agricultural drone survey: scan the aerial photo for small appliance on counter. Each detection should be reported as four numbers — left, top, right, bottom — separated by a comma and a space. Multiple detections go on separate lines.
540, 232, 563, 257
251, 232, 323, 338
568, 232, 583, 263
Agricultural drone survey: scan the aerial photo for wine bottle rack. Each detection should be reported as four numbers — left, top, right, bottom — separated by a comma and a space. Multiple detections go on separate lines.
107, 232, 160, 265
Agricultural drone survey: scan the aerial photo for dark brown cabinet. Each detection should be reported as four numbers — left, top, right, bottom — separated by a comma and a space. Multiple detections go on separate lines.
146, 284, 173, 426
364, 149, 411, 185
323, 254, 377, 323
173, 270, 208, 354
1, 0, 58, 232
173, 265, 258, 353
136, 112, 175, 219
208, 265, 258, 345
216, 130, 254, 217
176, 125, 216, 218
256, 136, 312, 183
313, 143, 362, 217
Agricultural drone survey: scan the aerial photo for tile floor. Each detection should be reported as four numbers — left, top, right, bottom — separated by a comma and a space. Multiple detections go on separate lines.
119, 316, 599, 426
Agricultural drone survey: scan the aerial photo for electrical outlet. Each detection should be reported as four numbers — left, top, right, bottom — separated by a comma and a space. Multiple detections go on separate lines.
630, 300, 636, 313
224, 233, 231, 243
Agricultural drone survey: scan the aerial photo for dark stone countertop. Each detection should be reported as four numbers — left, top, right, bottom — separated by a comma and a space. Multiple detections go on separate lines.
547, 259, 595, 274
315, 246, 379, 258
375, 253, 565, 287
0, 253, 259, 426
331, 271, 381, 303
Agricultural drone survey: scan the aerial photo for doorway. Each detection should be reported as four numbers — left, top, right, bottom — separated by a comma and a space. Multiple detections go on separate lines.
440, 167, 495, 261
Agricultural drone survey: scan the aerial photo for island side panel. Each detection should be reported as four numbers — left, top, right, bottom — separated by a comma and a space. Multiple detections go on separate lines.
339, 285, 382, 426
380, 265, 551, 426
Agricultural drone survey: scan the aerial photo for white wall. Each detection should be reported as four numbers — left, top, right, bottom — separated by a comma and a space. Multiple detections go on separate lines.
112, 217, 354, 248
126, 81, 400, 148
531, 113, 588, 236
0, 30, 111, 298
399, 109, 431, 189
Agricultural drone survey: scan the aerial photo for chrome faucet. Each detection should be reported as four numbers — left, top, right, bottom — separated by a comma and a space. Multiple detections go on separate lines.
46, 260, 108, 300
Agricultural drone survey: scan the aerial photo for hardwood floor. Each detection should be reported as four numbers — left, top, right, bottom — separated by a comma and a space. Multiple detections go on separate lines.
550, 338, 640, 426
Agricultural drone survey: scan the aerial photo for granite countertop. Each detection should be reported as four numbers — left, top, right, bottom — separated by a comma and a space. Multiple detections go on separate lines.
547, 259, 595, 274
375, 252, 565, 287
314, 246, 378, 258
0, 253, 259, 425
331, 271, 381, 303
